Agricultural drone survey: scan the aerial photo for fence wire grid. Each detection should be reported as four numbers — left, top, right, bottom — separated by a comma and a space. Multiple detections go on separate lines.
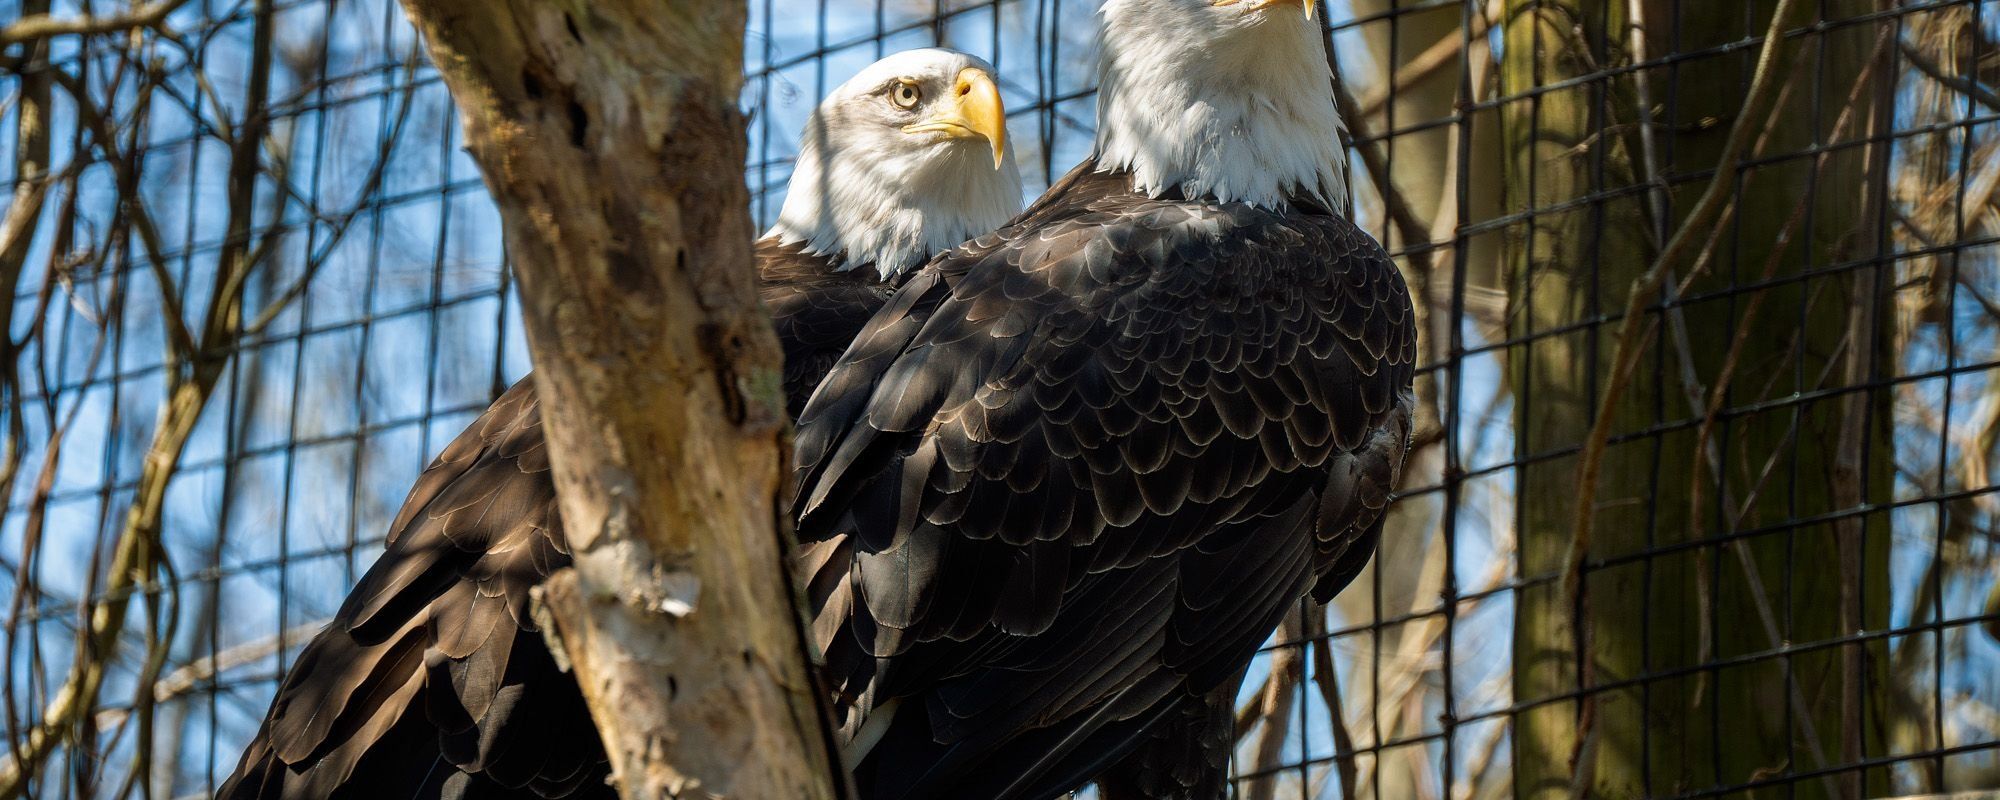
0, 0, 1996, 798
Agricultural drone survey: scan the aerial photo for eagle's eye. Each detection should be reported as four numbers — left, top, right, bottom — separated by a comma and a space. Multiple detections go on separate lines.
889, 80, 922, 110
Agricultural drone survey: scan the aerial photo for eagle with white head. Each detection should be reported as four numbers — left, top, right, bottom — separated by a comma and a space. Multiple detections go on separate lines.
218, 49, 1022, 800
792, 1, 1416, 798
770, 48, 1022, 280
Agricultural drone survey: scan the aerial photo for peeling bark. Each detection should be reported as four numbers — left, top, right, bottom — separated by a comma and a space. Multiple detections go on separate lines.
388, 3, 842, 797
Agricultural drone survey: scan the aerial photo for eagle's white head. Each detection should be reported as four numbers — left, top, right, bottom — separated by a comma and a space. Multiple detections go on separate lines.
766, 49, 1025, 280
1093, 0, 1349, 210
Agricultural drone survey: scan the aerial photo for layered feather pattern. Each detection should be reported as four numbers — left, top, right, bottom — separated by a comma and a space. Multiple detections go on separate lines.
794, 161, 1417, 800
218, 239, 894, 799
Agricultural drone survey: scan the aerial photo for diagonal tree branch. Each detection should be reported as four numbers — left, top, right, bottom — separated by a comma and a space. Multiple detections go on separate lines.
0, 0, 195, 50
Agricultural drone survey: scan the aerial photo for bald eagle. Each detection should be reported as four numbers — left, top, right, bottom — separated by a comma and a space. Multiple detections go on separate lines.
217, 48, 1021, 800
791, 1, 1417, 798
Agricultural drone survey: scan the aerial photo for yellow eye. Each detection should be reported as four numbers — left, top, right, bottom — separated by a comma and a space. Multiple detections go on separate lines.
890, 81, 922, 110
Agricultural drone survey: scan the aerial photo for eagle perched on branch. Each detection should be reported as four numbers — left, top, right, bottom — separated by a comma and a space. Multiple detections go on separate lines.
794, 1, 1416, 797
218, 49, 1021, 800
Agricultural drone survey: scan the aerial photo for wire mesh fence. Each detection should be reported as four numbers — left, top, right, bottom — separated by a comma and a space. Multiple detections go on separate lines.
0, 0, 1995, 798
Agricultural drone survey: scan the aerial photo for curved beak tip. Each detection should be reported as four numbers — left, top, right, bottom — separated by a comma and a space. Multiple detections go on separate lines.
900, 69, 1009, 170
945, 68, 1007, 169
961, 69, 1008, 170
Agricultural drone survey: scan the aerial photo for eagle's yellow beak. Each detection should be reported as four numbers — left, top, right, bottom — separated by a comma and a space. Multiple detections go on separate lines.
1211, 0, 1317, 19
901, 67, 1009, 170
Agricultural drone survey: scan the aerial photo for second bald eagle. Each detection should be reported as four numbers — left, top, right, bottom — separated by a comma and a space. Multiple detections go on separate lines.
216, 49, 1021, 800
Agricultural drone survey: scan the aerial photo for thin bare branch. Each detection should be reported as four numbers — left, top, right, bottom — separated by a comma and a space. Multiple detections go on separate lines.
0, 2, 288, 793
242, 49, 421, 339
1354, 0, 1502, 122
1307, 613, 1359, 800
43, 68, 197, 362
90, 620, 327, 733
0, 0, 196, 49
1243, 612, 1304, 800
1900, 38, 2000, 112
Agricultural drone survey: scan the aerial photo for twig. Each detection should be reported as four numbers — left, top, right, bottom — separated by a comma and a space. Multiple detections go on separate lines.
1900, 38, 2000, 113
0, 7, 54, 723
0, 222, 130, 800
1242, 612, 1304, 800
90, 620, 327, 733
1556, 11, 1809, 789
0, 373, 204, 800
0, 0, 196, 49
0, 134, 74, 782
242, 48, 421, 338
1353, 0, 1501, 122
1307, 613, 1359, 800
43, 68, 197, 362
0, 7, 53, 285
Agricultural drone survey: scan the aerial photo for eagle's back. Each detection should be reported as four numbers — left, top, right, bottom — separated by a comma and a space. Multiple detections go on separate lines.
793, 161, 1417, 800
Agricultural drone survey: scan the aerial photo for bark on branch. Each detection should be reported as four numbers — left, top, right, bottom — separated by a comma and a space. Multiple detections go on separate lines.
387, 2, 842, 798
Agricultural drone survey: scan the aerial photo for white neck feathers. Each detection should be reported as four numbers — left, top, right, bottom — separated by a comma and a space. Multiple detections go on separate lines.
1092, 1, 1350, 209
766, 112, 1022, 280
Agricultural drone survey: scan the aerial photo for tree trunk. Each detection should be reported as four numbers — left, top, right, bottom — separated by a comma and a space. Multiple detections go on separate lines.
1504, 2, 1892, 798
387, 3, 842, 798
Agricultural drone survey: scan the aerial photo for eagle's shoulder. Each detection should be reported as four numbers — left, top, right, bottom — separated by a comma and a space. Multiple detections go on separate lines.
755, 237, 899, 418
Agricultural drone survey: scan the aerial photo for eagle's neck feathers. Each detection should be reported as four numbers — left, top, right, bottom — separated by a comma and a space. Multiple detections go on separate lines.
766, 118, 1022, 281
1092, 2, 1349, 210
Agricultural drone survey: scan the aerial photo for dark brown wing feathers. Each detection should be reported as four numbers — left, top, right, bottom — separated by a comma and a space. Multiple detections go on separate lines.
794, 161, 1416, 800
221, 154, 1413, 800
1092, 674, 1243, 800
219, 381, 608, 800
760, 240, 900, 418
219, 239, 888, 799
